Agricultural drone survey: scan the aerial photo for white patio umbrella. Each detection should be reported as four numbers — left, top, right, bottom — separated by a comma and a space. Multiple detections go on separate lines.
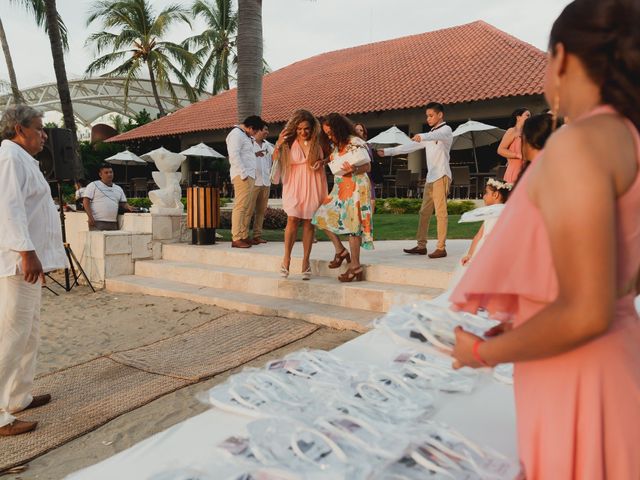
180, 142, 225, 173
105, 149, 146, 181
367, 126, 415, 174
452, 120, 506, 171
367, 125, 414, 146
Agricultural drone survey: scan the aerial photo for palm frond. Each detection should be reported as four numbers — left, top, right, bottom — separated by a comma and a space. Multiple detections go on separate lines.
11, 0, 69, 50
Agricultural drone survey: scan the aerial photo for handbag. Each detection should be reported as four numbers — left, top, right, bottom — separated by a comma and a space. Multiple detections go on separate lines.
270, 157, 281, 184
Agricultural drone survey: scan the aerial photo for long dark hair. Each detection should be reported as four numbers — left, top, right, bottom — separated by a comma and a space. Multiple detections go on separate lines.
486, 181, 511, 203
508, 108, 529, 128
550, 0, 640, 129
322, 113, 357, 150
523, 114, 554, 151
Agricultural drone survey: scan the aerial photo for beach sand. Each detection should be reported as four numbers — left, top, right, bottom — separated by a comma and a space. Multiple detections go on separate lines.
5, 282, 359, 479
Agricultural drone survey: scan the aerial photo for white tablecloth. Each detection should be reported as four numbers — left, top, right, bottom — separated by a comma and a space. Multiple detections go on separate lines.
67, 327, 517, 479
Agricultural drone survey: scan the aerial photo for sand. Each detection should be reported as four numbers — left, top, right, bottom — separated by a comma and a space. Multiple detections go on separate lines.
4, 283, 359, 480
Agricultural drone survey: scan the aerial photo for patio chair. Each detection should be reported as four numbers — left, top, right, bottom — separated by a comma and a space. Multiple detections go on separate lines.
451, 166, 471, 199
394, 169, 412, 197
409, 172, 420, 197
131, 177, 148, 198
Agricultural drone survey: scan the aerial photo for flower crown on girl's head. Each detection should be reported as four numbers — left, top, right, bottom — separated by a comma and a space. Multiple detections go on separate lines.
487, 178, 514, 191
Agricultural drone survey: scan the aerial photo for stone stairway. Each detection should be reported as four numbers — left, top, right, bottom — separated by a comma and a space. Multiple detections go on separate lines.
105, 240, 469, 333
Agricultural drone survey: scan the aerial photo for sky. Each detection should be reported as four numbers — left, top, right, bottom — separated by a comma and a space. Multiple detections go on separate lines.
0, 0, 572, 91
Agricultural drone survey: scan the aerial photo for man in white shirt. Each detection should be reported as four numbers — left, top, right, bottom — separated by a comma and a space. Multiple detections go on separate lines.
248, 125, 273, 244
0, 105, 67, 435
225, 115, 266, 248
82, 164, 133, 230
378, 102, 453, 258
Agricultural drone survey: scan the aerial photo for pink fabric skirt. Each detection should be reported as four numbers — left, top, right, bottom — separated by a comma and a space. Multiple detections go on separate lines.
282, 163, 327, 219
504, 158, 524, 183
514, 295, 640, 480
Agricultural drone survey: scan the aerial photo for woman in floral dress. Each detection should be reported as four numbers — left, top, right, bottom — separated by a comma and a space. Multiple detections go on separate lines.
312, 114, 373, 282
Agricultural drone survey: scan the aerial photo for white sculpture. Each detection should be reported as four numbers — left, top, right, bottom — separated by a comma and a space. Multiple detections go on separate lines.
147, 147, 186, 215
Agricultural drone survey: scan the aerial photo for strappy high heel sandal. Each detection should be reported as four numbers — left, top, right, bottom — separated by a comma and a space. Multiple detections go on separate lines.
302, 265, 312, 281
328, 249, 351, 269
280, 264, 289, 278
338, 266, 364, 283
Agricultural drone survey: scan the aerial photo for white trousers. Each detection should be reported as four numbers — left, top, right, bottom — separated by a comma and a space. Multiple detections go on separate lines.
0, 275, 41, 427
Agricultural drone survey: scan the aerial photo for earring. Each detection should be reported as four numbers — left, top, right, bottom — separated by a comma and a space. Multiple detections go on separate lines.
551, 78, 561, 131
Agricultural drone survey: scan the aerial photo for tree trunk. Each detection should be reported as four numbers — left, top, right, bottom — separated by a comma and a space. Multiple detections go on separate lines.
147, 60, 166, 117
0, 16, 24, 104
236, 0, 263, 121
44, 0, 81, 178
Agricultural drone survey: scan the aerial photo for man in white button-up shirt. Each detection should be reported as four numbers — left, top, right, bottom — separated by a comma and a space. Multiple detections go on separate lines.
248, 125, 273, 244
0, 105, 67, 435
225, 115, 266, 248
378, 102, 453, 258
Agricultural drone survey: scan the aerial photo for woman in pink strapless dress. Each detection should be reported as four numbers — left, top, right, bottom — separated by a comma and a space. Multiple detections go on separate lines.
272, 110, 328, 280
450, 1, 640, 478
498, 108, 531, 183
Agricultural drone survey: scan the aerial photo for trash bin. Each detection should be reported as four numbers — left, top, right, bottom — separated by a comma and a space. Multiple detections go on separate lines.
186, 186, 220, 245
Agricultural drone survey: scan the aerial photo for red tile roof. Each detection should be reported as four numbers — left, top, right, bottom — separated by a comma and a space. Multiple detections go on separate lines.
109, 21, 546, 142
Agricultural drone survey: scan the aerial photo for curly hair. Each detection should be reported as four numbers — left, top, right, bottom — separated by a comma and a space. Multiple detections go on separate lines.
550, 0, 640, 129
321, 113, 357, 150
275, 110, 324, 178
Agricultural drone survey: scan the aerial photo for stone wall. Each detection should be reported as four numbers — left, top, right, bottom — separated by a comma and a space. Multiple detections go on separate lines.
64, 212, 188, 288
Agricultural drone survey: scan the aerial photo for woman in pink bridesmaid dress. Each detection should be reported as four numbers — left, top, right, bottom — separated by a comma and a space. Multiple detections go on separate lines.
450, 1, 640, 478
272, 110, 328, 280
498, 108, 531, 183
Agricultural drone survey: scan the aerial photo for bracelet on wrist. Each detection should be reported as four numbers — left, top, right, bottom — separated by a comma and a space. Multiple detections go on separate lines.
472, 339, 491, 367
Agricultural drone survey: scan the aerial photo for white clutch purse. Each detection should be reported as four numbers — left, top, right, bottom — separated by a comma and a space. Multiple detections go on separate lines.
328, 139, 371, 175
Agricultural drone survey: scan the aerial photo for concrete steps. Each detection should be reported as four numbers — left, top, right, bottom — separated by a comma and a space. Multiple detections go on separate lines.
133, 260, 442, 313
162, 243, 452, 290
105, 240, 466, 332
105, 275, 378, 332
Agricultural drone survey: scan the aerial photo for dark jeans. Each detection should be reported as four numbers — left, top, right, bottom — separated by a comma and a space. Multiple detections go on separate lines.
89, 221, 119, 231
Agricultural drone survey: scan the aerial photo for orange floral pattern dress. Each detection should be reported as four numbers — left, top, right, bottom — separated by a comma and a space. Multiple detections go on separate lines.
312, 137, 374, 249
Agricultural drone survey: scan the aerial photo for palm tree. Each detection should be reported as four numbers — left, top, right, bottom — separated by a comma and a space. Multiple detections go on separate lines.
1, 0, 68, 105
0, 17, 23, 104
183, 0, 237, 95
44, 0, 79, 154
85, 0, 199, 117
236, 0, 263, 121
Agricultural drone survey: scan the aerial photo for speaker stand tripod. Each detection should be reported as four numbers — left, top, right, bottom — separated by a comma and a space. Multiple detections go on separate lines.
45, 181, 95, 294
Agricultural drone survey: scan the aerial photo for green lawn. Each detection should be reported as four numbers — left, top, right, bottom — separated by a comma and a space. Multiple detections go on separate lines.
218, 214, 481, 242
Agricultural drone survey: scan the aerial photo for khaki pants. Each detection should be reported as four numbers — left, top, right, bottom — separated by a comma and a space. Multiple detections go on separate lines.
417, 176, 450, 250
231, 176, 256, 241
250, 185, 270, 239
0, 275, 42, 428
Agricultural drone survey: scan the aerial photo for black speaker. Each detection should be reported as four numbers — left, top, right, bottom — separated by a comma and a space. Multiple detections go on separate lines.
36, 128, 77, 180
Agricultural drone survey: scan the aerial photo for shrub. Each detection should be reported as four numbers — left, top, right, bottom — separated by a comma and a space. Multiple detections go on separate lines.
376, 198, 477, 215
219, 211, 231, 228
261, 207, 288, 229
128, 197, 152, 208
447, 200, 476, 215
218, 207, 288, 230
